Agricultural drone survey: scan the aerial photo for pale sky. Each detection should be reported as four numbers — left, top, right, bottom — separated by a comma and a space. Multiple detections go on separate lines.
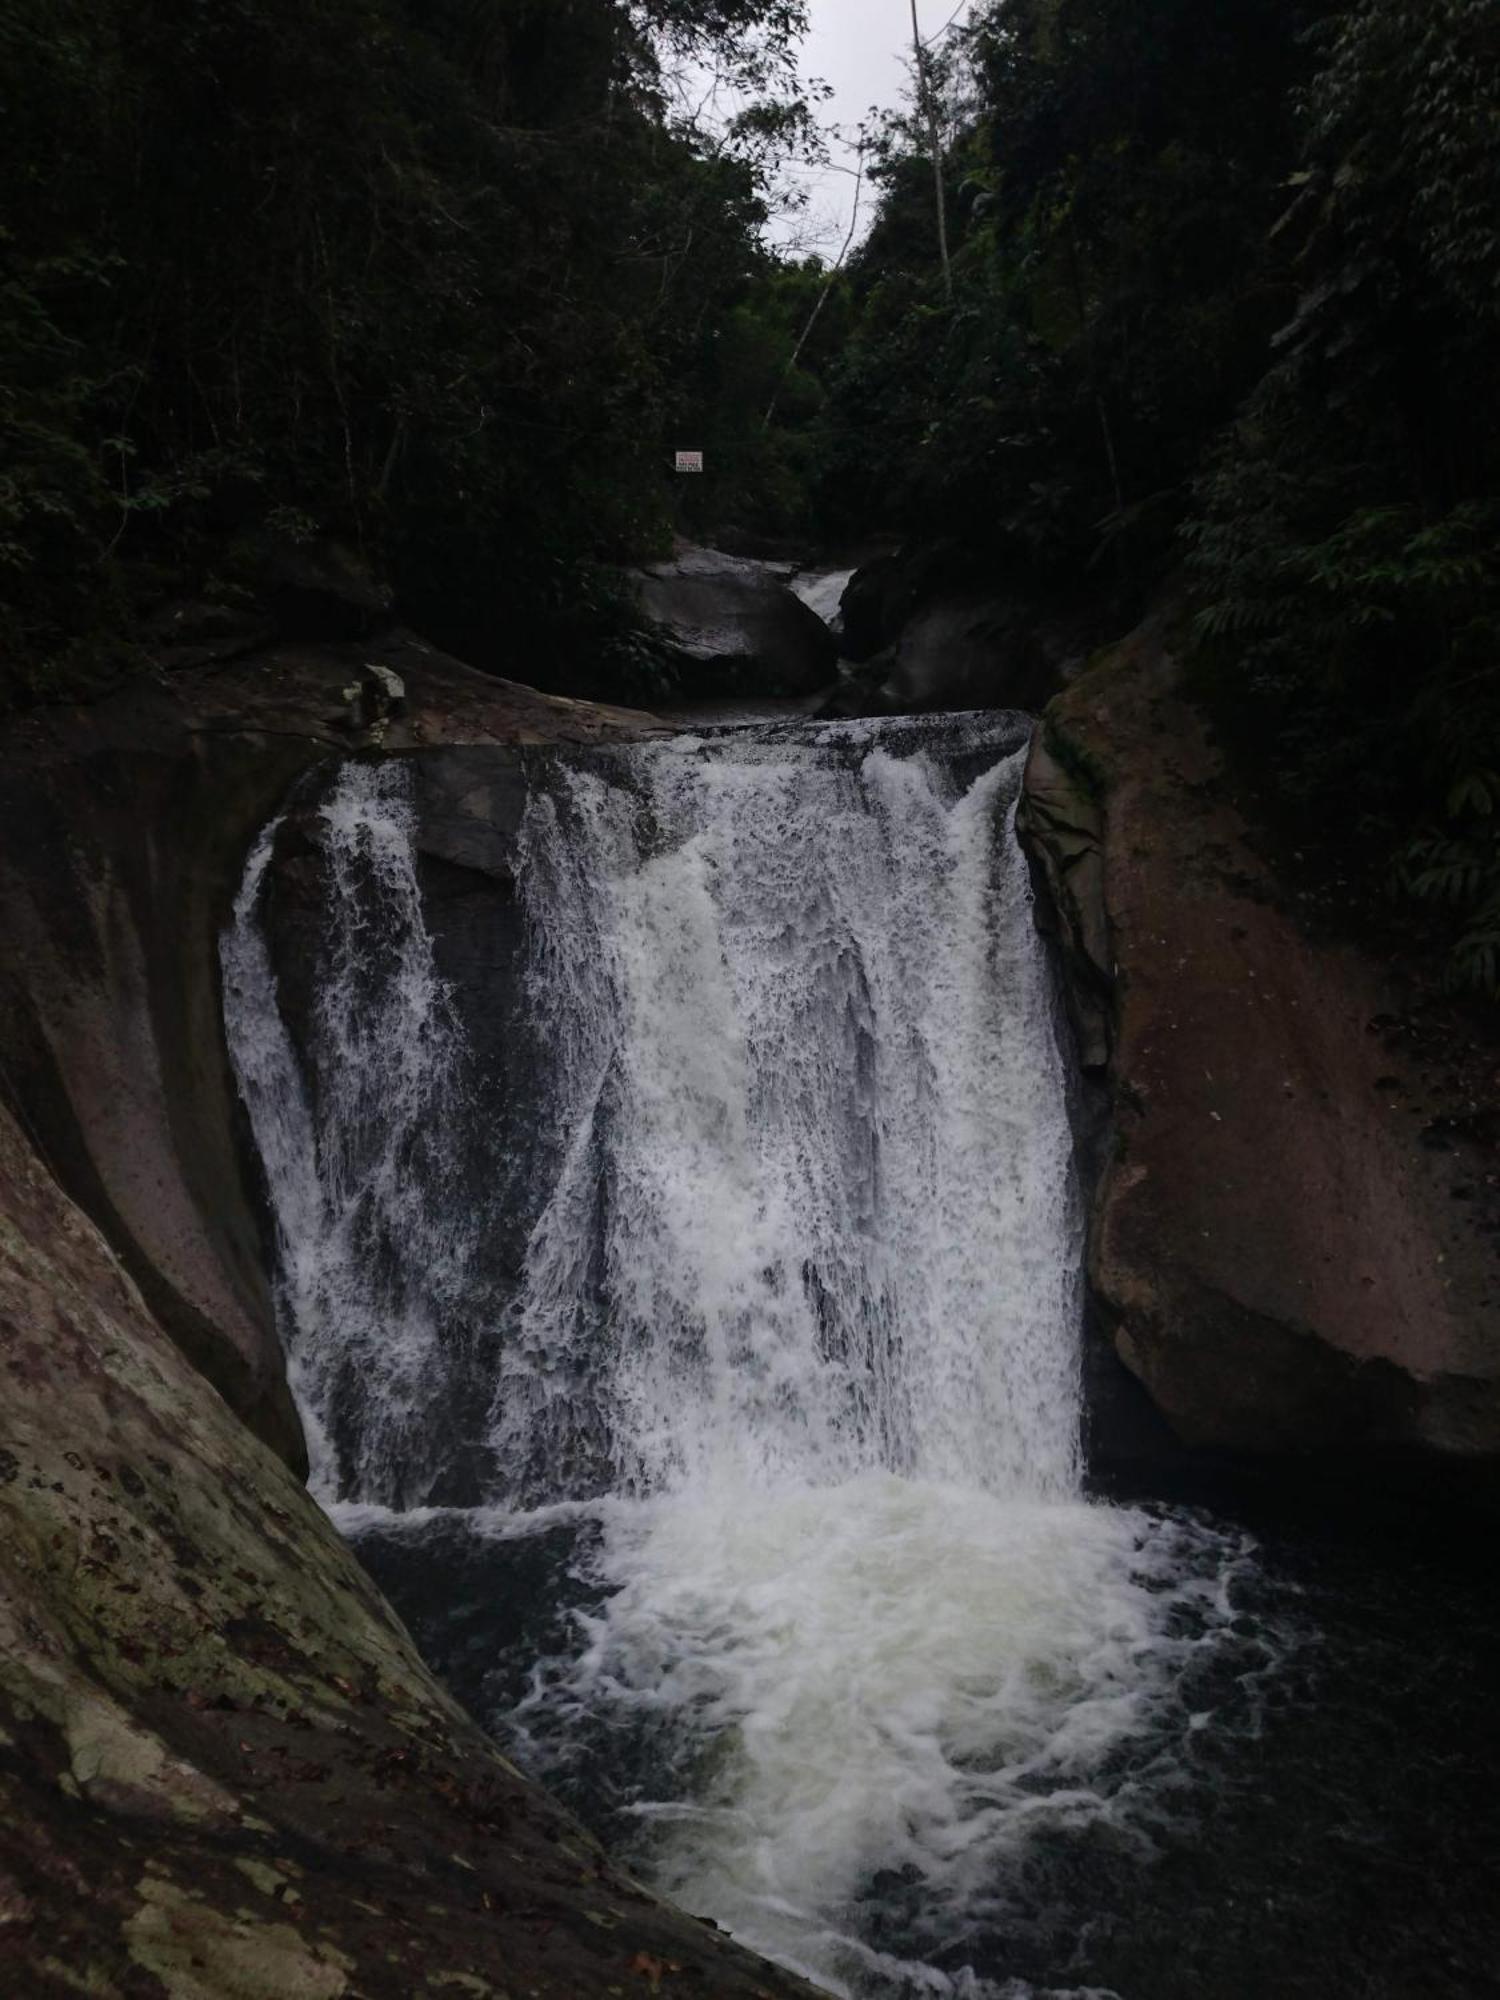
773, 0, 976, 255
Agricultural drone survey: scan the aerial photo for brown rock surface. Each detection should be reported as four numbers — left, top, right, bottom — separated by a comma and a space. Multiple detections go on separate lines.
1025, 619, 1500, 1464
0, 1098, 823, 1999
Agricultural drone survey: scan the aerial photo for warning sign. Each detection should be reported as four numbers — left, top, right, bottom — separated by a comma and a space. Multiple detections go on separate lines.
674, 450, 704, 473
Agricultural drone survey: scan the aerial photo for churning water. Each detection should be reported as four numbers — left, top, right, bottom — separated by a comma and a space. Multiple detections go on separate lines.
225, 720, 1283, 1998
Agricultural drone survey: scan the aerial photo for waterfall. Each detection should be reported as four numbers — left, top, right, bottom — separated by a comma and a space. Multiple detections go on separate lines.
225, 717, 1257, 2000
494, 717, 1081, 1506
222, 761, 476, 1505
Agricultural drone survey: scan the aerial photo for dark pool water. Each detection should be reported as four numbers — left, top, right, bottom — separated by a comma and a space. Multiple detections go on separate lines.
349, 1484, 1500, 2000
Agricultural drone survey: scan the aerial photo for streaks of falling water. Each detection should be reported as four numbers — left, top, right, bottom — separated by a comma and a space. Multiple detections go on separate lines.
484, 723, 1260, 1995
492, 724, 1082, 1505
222, 761, 473, 1505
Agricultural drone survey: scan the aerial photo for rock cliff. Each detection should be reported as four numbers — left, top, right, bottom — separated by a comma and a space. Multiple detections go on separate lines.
1021, 618, 1500, 1478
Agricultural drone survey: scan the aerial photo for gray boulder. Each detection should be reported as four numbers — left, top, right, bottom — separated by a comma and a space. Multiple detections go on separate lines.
828, 545, 1103, 718
635, 542, 838, 696
259, 535, 394, 641
880, 589, 1090, 713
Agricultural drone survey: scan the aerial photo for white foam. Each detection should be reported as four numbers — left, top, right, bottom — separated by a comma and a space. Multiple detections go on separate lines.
517, 1477, 1254, 1997
790, 567, 856, 627
225, 720, 1269, 1998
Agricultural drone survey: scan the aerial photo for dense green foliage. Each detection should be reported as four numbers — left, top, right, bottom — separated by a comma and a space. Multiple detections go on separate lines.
0, 0, 811, 696
820, 0, 1500, 989
819, 0, 1317, 574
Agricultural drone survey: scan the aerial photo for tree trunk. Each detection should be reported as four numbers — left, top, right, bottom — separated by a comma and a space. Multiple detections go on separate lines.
764, 147, 867, 430
910, 0, 953, 300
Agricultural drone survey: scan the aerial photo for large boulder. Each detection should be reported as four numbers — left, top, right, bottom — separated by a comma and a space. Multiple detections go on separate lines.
258, 535, 394, 641
635, 542, 837, 696
837, 553, 904, 663
830, 545, 1101, 716
836, 543, 965, 663
880, 589, 1092, 713
1021, 618, 1500, 1476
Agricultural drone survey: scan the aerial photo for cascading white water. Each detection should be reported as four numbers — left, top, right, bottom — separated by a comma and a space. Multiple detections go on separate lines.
495, 719, 1081, 1504
791, 566, 856, 626
225, 718, 1260, 2000
222, 761, 474, 1505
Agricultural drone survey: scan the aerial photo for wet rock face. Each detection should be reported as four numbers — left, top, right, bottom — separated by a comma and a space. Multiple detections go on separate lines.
256, 746, 548, 1509
0, 1101, 825, 2000
634, 542, 838, 696
1016, 734, 1111, 1078
0, 702, 318, 1473
1024, 620, 1500, 1475
408, 752, 534, 1182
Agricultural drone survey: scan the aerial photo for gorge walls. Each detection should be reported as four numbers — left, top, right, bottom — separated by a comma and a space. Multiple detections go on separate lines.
2, 589, 1497, 1994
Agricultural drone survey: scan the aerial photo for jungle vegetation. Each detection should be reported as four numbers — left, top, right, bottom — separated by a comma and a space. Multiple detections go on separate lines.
0, 0, 825, 694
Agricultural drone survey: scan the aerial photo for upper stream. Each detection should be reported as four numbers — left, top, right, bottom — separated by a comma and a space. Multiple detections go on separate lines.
223, 717, 1498, 1999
